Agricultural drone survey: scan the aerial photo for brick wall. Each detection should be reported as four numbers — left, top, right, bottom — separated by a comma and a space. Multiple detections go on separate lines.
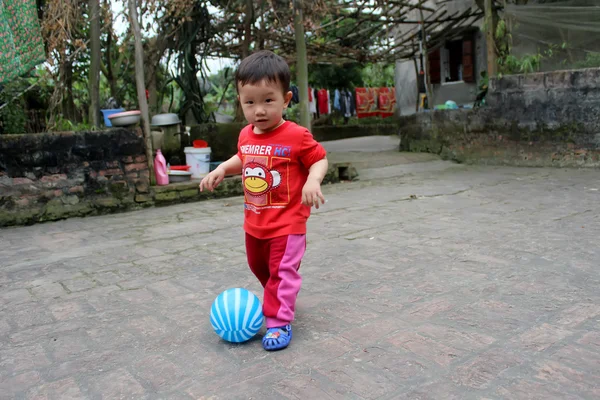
399, 67, 600, 167
0, 128, 151, 226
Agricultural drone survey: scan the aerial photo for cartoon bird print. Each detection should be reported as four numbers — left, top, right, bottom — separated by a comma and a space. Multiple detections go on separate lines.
243, 162, 281, 196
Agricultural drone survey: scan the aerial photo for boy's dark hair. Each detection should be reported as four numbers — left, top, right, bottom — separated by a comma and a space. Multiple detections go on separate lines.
235, 50, 290, 94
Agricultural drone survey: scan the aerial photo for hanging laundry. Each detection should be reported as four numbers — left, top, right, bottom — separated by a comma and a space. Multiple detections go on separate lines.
308, 87, 317, 115
355, 88, 380, 118
340, 89, 355, 118
334, 89, 341, 111
317, 89, 329, 115
0, 0, 46, 85
378, 87, 397, 118
314, 88, 320, 118
290, 85, 299, 105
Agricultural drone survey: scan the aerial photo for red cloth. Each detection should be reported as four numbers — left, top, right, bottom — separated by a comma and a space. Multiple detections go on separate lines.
317, 89, 329, 115
237, 121, 327, 239
378, 87, 396, 118
355, 88, 380, 118
308, 87, 313, 102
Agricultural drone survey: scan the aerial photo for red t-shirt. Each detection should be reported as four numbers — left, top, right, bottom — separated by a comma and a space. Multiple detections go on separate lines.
236, 121, 327, 239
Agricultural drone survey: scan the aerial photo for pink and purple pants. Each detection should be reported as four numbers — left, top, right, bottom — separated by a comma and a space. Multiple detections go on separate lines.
245, 233, 306, 328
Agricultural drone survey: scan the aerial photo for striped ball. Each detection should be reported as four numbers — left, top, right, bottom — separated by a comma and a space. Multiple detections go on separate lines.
210, 288, 263, 343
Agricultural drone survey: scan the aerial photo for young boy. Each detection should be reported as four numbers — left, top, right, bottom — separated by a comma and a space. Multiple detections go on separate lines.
199, 50, 328, 351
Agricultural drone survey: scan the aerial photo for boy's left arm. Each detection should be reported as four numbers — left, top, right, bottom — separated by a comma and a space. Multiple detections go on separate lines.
302, 157, 328, 209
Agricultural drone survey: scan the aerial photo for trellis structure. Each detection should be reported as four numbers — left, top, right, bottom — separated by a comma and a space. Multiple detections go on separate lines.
202, 0, 496, 129
312, 1, 485, 64
208, 1, 489, 65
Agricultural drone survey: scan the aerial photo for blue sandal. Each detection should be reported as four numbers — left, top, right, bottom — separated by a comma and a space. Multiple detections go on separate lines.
262, 324, 292, 351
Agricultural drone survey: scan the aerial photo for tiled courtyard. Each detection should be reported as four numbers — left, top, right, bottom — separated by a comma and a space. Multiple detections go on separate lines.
1, 160, 599, 399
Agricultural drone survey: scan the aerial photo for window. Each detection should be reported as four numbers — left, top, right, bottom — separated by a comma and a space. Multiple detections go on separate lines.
428, 35, 475, 84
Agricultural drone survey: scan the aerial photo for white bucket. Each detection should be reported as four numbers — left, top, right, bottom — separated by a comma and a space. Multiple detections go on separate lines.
184, 147, 212, 178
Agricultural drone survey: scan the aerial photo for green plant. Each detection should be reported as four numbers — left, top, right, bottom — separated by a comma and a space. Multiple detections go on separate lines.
0, 80, 28, 134
52, 116, 93, 132
284, 103, 300, 123
361, 63, 395, 88
307, 62, 364, 90
518, 54, 542, 74
495, 15, 577, 76
573, 52, 600, 69
204, 69, 236, 118
494, 18, 513, 76
494, 17, 551, 76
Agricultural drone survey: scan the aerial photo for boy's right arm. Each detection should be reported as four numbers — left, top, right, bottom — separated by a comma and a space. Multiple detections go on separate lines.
199, 155, 243, 192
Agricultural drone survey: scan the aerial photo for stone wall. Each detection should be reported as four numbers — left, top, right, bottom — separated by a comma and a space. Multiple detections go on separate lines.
0, 128, 151, 226
0, 126, 352, 227
399, 67, 600, 167
190, 123, 399, 162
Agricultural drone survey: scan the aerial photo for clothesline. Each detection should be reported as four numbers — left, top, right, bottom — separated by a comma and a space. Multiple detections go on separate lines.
289, 86, 397, 119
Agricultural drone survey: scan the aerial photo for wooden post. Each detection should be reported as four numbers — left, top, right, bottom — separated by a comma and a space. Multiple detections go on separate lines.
419, 9, 432, 107
485, 0, 497, 77
413, 57, 420, 112
88, 0, 100, 128
293, 0, 311, 131
128, 0, 156, 185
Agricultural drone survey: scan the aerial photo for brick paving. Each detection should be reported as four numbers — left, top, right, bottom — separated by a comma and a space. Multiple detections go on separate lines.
1, 161, 599, 399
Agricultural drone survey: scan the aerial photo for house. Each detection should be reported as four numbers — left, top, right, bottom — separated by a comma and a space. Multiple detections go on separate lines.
393, 0, 487, 115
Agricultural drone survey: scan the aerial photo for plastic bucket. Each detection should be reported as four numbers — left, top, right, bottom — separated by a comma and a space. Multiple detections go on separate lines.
184, 146, 212, 178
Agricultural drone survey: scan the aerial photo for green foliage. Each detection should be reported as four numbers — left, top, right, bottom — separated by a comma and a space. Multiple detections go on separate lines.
494, 18, 516, 76
494, 12, 591, 76
169, 2, 213, 123
307, 62, 363, 89
317, 16, 380, 53
361, 63, 395, 88
52, 116, 93, 132
285, 103, 300, 124
498, 53, 542, 75
0, 64, 99, 134
0, 80, 28, 134
573, 52, 600, 69
478, 71, 489, 91
0, 67, 55, 134
495, 19, 506, 40
496, 15, 571, 77
204, 67, 236, 117
100, 43, 138, 109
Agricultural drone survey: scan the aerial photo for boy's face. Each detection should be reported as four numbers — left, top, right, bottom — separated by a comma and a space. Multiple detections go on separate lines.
237, 79, 293, 134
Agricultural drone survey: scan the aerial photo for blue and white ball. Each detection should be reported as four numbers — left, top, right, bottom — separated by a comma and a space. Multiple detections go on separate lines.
210, 288, 263, 343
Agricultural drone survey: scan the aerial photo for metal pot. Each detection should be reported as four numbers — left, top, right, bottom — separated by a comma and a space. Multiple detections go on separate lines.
168, 170, 192, 183
151, 113, 181, 127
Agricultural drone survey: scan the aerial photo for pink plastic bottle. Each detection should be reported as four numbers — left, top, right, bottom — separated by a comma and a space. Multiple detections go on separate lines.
154, 149, 169, 186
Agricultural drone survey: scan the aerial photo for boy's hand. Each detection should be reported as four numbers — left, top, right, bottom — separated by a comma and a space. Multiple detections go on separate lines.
199, 167, 225, 192
302, 177, 325, 209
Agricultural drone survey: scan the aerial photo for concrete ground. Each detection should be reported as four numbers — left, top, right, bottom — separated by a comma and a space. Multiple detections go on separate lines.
324, 136, 440, 172
1, 146, 599, 399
